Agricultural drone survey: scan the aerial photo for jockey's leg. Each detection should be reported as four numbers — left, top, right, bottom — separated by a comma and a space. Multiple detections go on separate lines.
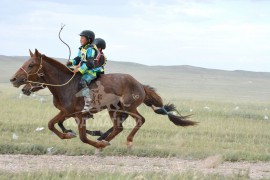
80, 79, 91, 113
80, 73, 96, 113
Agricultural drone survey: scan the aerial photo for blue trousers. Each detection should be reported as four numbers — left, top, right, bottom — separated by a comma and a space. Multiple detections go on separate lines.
82, 73, 96, 85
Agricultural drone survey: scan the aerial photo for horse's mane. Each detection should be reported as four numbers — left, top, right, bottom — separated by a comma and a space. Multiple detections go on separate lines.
42, 54, 74, 75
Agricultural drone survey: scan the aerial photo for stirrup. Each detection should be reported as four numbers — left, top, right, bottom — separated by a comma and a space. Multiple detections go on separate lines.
82, 107, 90, 113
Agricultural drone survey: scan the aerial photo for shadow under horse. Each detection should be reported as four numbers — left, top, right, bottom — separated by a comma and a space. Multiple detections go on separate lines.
10, 49, 197, 150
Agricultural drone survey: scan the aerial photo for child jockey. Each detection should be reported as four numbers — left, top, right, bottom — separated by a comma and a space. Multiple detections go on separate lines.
93, 38, 107, 75
66, 30, 97, 113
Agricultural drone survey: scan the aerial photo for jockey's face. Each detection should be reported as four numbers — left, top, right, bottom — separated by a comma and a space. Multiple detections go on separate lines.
80, 36, 89, 46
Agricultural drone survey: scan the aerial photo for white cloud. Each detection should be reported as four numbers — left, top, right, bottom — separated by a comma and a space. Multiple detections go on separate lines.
1, 0, 270, 72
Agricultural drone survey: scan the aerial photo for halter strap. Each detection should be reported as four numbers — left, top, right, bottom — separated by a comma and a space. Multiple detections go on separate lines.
20, 55, 44, 78
21, 55, 76, 87
28, 83, 46, 93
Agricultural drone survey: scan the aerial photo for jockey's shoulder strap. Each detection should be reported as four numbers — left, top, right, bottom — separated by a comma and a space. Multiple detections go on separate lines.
96, 52, 107, 66
91, 44, 99, 60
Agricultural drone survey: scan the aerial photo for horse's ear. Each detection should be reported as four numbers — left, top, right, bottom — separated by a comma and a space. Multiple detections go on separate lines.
34, 49, 39, 56
33, 49, 42, 61
29, 49, 34, 57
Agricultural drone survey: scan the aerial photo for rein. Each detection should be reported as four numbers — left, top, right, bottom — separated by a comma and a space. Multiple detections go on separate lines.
21, 55, 77, 87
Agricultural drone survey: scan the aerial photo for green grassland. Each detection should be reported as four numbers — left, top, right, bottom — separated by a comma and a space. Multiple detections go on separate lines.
0, 81, 269, 162
0, 170, 250, 180
0, 56, 270, 179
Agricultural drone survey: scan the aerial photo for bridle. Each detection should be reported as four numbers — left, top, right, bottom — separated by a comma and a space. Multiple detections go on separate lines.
20, 55, 44, 80
20, 55, 76, 87
26, 82, 47, 93
20, 24, 75, 89
20, 55, 47, 91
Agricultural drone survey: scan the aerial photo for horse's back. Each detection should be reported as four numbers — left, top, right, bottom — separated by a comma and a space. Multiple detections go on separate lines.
92, 73, 145, 97
98, 73, 141, 85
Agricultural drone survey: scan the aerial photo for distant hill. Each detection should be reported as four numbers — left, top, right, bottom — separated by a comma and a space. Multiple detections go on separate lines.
1, 55, 270, 102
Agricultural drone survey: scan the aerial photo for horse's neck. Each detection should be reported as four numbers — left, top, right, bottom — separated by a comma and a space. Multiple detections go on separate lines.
42, 58, 78, 101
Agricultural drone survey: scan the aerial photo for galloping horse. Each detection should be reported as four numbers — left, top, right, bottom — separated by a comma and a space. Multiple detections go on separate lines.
22, 83, 105, 137
10, 49, 197, 149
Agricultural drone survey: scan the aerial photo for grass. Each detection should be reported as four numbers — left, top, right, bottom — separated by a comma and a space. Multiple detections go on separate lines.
0, 83, 269, 162
3, 56, 270, 179
0, 170, 250, 180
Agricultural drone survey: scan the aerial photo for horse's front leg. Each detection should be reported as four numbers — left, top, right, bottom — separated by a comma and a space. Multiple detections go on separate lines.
48, 112, 76, 139
76, 114, 109, 149
57, 117, 103, 137
58, 118, 74, 133
57, 118, 78, 138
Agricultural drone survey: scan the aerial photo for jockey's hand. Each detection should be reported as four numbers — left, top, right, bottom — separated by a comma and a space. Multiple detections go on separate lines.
66, 61, 72, 66
73, 68, 79, 73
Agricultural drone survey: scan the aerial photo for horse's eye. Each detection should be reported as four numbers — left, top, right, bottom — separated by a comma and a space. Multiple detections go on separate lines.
29, 64, 34, 68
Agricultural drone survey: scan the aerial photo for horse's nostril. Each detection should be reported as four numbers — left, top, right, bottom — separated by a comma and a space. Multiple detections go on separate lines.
10, 78, 17, 82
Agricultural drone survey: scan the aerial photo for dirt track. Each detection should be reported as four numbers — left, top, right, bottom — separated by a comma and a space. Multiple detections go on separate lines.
0, 154, 270, 179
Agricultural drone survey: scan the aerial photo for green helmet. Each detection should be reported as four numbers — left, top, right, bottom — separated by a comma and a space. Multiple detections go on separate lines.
93, 38, 106, 49
79, 30, 95, 42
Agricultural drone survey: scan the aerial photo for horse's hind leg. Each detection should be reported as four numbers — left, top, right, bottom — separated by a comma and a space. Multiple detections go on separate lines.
103, 111, 128, 142
98, 112, 129, 141
96, 127, 113, 141
126, 109, 145, 150
86, 130, 103, 136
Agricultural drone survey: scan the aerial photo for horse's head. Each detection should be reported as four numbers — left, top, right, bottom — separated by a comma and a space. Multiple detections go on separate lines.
10, 49, 43, 88
22, 83, 46, 96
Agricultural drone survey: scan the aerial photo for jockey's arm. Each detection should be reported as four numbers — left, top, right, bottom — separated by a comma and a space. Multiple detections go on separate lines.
68, 56, 81, 66
68, 49, 82, 66
77, 48, 95, 74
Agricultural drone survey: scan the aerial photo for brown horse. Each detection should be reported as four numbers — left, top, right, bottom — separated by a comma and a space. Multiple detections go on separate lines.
22, 83, 46, 96
21, 83, 105, 137
10, 49, 197, 149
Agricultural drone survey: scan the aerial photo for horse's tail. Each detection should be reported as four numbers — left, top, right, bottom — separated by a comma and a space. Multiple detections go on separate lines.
143, 85, 198, 126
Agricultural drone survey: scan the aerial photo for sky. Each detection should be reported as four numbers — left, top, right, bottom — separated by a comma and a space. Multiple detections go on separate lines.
1, 0, 270, 72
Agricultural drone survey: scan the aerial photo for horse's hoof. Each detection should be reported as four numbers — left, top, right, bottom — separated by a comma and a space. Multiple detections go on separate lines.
67, 131, 77, 138
102, 140, 111, 146
126, 141, 133, 150
96, 140, 110, 148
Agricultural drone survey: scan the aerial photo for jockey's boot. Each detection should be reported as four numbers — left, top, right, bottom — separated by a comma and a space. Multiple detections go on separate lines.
79, 80, 91, 113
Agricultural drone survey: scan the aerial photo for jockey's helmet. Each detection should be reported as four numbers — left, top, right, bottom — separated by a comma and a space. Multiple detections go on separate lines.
79, 30, 95, 43
93, 38, 106, 49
